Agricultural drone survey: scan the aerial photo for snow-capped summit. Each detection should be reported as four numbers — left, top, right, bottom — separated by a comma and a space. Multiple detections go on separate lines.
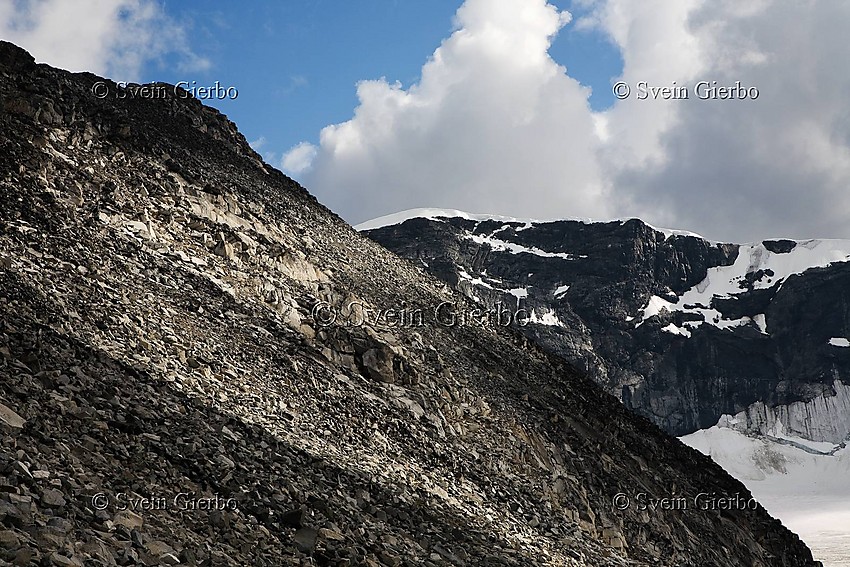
356, 207, 707, 238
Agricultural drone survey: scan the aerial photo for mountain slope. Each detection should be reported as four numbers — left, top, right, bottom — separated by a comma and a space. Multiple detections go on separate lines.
0, 42, 818, 566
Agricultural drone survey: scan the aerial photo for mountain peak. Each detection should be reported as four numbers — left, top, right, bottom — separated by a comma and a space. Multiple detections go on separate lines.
0, 40, 36, 72
356, 207, 708, 240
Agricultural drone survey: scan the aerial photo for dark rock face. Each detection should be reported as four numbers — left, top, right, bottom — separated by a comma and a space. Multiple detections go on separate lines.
0, 41, 36, 73
365, 214, 850, 437
0, 42, 820, 565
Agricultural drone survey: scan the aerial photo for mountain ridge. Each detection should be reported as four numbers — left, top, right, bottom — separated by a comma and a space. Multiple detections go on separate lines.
361, 208, 850, 438
0, 41, 820, 566
355, 208, 709, 241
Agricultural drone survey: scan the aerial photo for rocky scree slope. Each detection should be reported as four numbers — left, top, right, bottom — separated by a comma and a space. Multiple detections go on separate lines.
362, 211, 850, 439
0, 42, 818, 566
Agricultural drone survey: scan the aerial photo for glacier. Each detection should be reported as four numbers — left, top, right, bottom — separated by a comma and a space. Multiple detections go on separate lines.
682, 385, 850, 566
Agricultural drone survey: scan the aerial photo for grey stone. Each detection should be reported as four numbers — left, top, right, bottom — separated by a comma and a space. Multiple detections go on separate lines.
293, 527, 318, 552
40, 488, 66, 508
0, 529, 19, 549
0, 403, 25, 431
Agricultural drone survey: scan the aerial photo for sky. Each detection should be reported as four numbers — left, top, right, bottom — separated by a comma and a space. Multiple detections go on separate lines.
2, 0, 850, 243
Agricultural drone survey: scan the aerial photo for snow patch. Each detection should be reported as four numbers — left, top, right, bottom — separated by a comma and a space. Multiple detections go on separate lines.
507, 287, 528, 300
661, 323, 692, 338
636, 240, 850, 334
637, 295, 676, 326
506, 287, 528, 308
458, 269, 494, 290
553, 285, 570, 298
466, 233, 579, 260
690, 241, 850, 297
528, 309, 567, 327
635, 220, 705, 240
355, 208, 550, 231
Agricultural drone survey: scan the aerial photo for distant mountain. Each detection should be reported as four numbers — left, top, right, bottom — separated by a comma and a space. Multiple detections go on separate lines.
361, 208, 850, 441
0, 42, 820, 566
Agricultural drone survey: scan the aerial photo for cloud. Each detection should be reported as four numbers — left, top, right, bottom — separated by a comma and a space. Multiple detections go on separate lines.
295, 0, 609, 225
0, 0, 210, 82
282, 75, 308, 95
292, 0, 850, 241
249, 136, 267, 151
281, 142, 318, 175
597, 0, 850, 241
250, 136, 282, 168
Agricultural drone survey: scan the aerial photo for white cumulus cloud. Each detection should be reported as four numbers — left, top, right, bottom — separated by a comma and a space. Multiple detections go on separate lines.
599, 0, 850, 241
281, 142, 318, 175
293, 0, 850, 242
295, 0, 610, 226
0, 0, 210, 82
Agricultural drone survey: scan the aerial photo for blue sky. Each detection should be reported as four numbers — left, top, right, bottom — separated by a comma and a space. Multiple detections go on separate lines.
4, 0, 850, 241
144, 0, 622, 165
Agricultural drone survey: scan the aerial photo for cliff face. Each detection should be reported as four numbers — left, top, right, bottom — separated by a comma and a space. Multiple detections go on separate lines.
0, 42, 819, 566
363, 211, 850, 439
